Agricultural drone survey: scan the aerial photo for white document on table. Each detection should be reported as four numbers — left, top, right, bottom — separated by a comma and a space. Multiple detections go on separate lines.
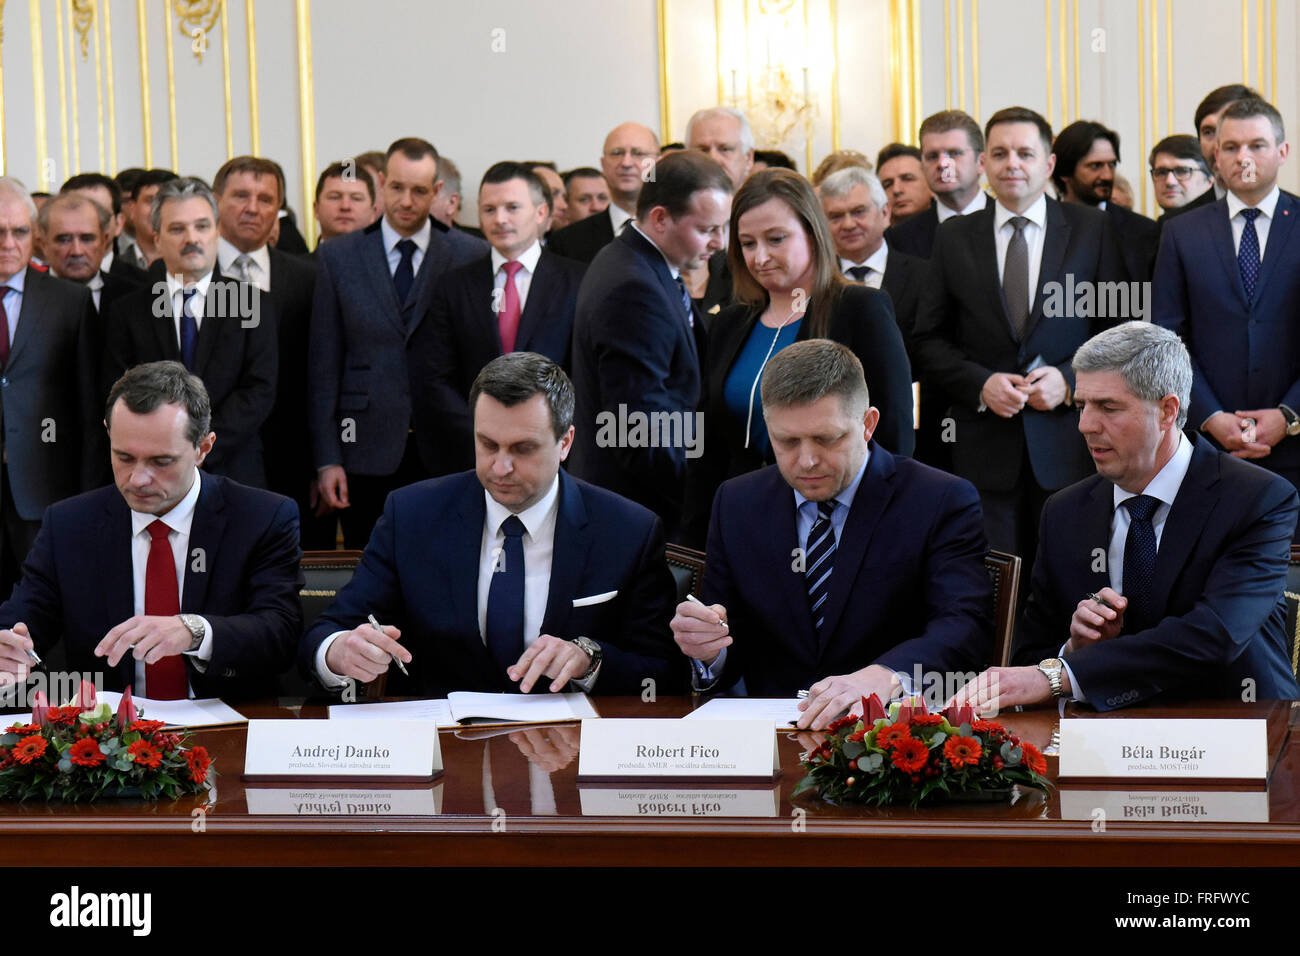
682, 698, 802, 727
330, 692, 598, 728
329, 698, 456, 728
99, 692, 247, 728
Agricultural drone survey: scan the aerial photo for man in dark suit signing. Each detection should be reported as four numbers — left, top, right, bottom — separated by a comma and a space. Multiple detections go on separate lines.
0, 362, 302, 700
672, 341, 992, 729
956, 323, 1299, 712
310, 137, 487, 548
302, 352, 682, 698
569, 151, 732, 540
410, 162, 585, 477
103, 177, 278, 489
912, 106, 1126, 571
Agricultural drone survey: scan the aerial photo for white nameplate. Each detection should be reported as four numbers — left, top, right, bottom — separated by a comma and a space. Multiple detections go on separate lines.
576, 719, 779, 782
242, 719, 442, 782
577, 786, 780, 817
1059, 788, 1269, 824
1058, 718, 1267, 782
245, 786, 443, 816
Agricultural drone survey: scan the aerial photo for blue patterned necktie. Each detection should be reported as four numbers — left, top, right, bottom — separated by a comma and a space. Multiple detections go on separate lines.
1238, 207, 1262, 300
179, 288, 199, 370
485, 515, 527, 675
675, 275, 694, 328
804, 499, 839, 633
1121, 494, 1160, 633
393, 238, 417, 303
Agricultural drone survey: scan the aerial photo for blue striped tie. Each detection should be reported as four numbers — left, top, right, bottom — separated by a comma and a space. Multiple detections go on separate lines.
805, 499, 839, 632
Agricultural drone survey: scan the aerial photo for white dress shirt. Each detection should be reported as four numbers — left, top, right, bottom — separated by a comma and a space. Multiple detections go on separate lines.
491, 240, 543, 313
1226, 185, 1280, 260
166, 270, 213, 345
936, 190, 988, 222
993, 194, 1048, 315
0, 266, 24, 347
1061, 432, 1194, 702
128, 471, 214, 697
217, 237, 272, 293
608, 204, 634, 236
381, 216, 431, 277
87, 271, 105, 311
840, 242, 889, 289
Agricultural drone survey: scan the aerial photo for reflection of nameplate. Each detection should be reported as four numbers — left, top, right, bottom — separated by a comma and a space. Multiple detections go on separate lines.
576, 719, 780, 783
1059, 788, 1269, 824
577, 786, 781, 817
1058, 718, 1267, 785
245, 786, 443, 816
242, 719, 442, 783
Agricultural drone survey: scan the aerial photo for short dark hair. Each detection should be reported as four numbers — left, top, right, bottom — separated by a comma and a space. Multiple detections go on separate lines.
563, 166, 604, 187
468, 352, 574, 441
918, 109, 984, 153
115, 167, 146, 198
39, 192, 112, 234
875, 142, 922, 171
385, 137, 439, 166
354, 151, 386, 174
1148, 134, 1209, 174
760, 339, 869, 415
480, 161, 548, 208
635, 151, 733, 220
522, 160, 558, 172
131, 168, 179, 201
1052, 120, 1120, 193
754, 149, 796, 170
105, 361, 212, 446
61, 173, 123, 215
985, 107, 1054, 153
1219, 96, 1286, 144
150, 177, 217, 234
315, 160, 375, 202
1194, 84, 1258, 135
213, 156, 285, 203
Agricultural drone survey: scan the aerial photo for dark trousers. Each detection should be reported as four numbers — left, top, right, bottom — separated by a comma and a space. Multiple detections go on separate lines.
337, 434, 427, 550
976, 444, 1054, 596
0, 464, 42, 600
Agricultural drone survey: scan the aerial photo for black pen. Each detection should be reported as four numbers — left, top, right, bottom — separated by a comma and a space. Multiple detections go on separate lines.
1087, 592, 1116, 611
367, 614, 409, 676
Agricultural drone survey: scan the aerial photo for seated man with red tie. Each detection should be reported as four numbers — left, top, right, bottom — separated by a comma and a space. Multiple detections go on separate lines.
0, 361, 302, 700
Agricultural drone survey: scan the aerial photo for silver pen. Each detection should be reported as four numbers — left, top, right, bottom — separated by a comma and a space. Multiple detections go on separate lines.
367, 614, 409, 676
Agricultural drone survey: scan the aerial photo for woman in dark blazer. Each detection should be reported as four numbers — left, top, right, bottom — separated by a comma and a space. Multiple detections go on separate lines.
683, 169, 914, 546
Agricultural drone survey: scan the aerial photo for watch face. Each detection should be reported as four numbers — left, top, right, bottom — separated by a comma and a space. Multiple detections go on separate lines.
1040, 658, 1063, 669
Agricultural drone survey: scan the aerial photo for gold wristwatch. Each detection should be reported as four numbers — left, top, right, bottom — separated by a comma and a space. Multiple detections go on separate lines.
1037, 658, 1064, 698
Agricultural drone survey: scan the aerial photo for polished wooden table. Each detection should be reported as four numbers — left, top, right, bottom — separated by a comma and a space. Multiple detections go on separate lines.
1, 697, 1297, 866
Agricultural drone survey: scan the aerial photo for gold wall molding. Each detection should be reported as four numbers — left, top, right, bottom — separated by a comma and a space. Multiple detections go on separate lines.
246, 0, 259, 155
175, 0, 219, 63
0, 0, 7, 174
137, 0, 152, 167
219, 0, 232, 158
295, 0, 316, 246
53, 0, 69, 179
163, 0, 179, 170
72, 0, 92, 58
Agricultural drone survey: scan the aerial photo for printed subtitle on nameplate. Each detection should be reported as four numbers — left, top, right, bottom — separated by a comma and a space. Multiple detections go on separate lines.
576, 718, 780, 783
1057, 718, 1267, 785
242, 719, 443, 783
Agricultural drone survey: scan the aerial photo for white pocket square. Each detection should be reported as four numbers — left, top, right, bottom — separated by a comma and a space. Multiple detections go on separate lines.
572, 590, 618, 607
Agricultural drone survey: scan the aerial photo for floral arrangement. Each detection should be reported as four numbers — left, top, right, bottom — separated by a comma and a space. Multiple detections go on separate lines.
0, 682, 213, 801
793, 693, 1051, 807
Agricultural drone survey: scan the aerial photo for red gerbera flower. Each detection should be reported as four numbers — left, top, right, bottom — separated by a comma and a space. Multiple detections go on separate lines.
1021, 742, 1048, 776
4, 723, 39, 735
972, 719, 1005, 735
827, 714, 860, 734
875, 722, 912, 750
944, 735, 982, 768
911, 714, 943, 726
185, 746, 211, 785
128, 739, 162, 769
128, 720, 166, 736
46, 707, 79, 726
68, 737, 105, 767
13, 734, 48, 764
890, 737, 929, 773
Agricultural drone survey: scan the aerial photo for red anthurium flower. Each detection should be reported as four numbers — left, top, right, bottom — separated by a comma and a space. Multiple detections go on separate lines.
117, 687, 137, 730
890, 737, 929, 773
75, 680, 97, 710
943, 735, 982, 768
13, 734, 48, 764
69, 737, 105, 767
863, 694, 887, 724
896, 701, 914, 725
127, 739, 162, 769
1021, 742, 1048, 776
875, 722, 912, 750
30, 690, 49, 727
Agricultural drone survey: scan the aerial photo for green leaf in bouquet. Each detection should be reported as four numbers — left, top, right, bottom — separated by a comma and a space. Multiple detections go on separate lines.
1000, 741, 1023, 766
113, 755, 134, 772
842, 739, 865, 760
860, 752, 883, 773
927, 731, 948, 749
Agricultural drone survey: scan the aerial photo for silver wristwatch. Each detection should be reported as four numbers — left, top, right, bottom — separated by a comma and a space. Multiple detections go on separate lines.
1037, 657, 1064, 698
570, 636, 602, 680
178, 613, 205, 652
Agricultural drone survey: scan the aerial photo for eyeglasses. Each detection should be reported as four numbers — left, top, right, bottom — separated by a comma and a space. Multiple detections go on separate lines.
1150, 165, 1203, 182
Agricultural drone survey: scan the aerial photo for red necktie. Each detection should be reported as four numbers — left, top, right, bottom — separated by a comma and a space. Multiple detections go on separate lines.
0, 285, 13, 368
144, 520, 188, 700
498, 261, 524, 353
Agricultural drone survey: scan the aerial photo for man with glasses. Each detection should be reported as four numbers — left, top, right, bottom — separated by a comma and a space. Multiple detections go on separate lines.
1148, 135, 1214, 217
548, 122, 660, 263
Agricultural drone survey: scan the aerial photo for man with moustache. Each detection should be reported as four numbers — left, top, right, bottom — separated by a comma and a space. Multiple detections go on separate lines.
39, 193, 138, 316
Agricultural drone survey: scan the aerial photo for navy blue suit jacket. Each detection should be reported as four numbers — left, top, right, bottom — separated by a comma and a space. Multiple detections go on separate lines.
1153, 191, 1300, 476
299, 470, 683, 697
569, 226, 706, 537
308, 216, 486, 476
700, 445, 993, 697
1013, 435, 1300, 708
408, 248, 586, 476
0, 473, 303, 698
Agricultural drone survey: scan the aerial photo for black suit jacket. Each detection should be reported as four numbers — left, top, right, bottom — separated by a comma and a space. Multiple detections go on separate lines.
96, 269, 143, 318
106, 254, 147, 286
0, 472, 303, 699
103, 269, 278, 488
879, 247, 925, 349
912, 197, 1126, 492
682, 285, 914, 546
701, 447, 992, 696
1161, 184, 1218, 222
546, 207, 617, 263
569, 227, 707, 539
1013, 435, 1300, 708
1104, 202, 1160, 283
409, 248, 586, 476
885, 194, 996, 258
259, 248, 318, 500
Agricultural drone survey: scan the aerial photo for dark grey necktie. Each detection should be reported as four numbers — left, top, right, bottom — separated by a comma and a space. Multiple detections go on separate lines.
1003, 216, 1030, 338
846, 265, 871, 283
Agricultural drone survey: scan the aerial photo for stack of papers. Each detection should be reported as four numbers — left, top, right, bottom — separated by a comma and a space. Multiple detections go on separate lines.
0, 692, 246, 729
329, 691, 599, 729
682, 698, 803, 727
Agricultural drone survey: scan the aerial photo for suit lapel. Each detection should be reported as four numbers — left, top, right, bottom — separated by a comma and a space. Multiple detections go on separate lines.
540, 474, 591, 633
194, 278, 226, 375
1149, 439, 1217, 613
363, 226, 405, 334
514, 254, 554, 352
406, 223, 450, 335
973, 208, 1010, 334
182, 472, 222, 611
818, 448, 894, 654
448, 477, 491, 645
6, 268, 41, 370
98, 492, 137, 688
624, 229, 695, 359
1023, 199, 1069, 342
1208, 199, 1248, 307
768, 471, 818, 660
1254, 191, 1297, 302
1082, 479, 1113, 596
